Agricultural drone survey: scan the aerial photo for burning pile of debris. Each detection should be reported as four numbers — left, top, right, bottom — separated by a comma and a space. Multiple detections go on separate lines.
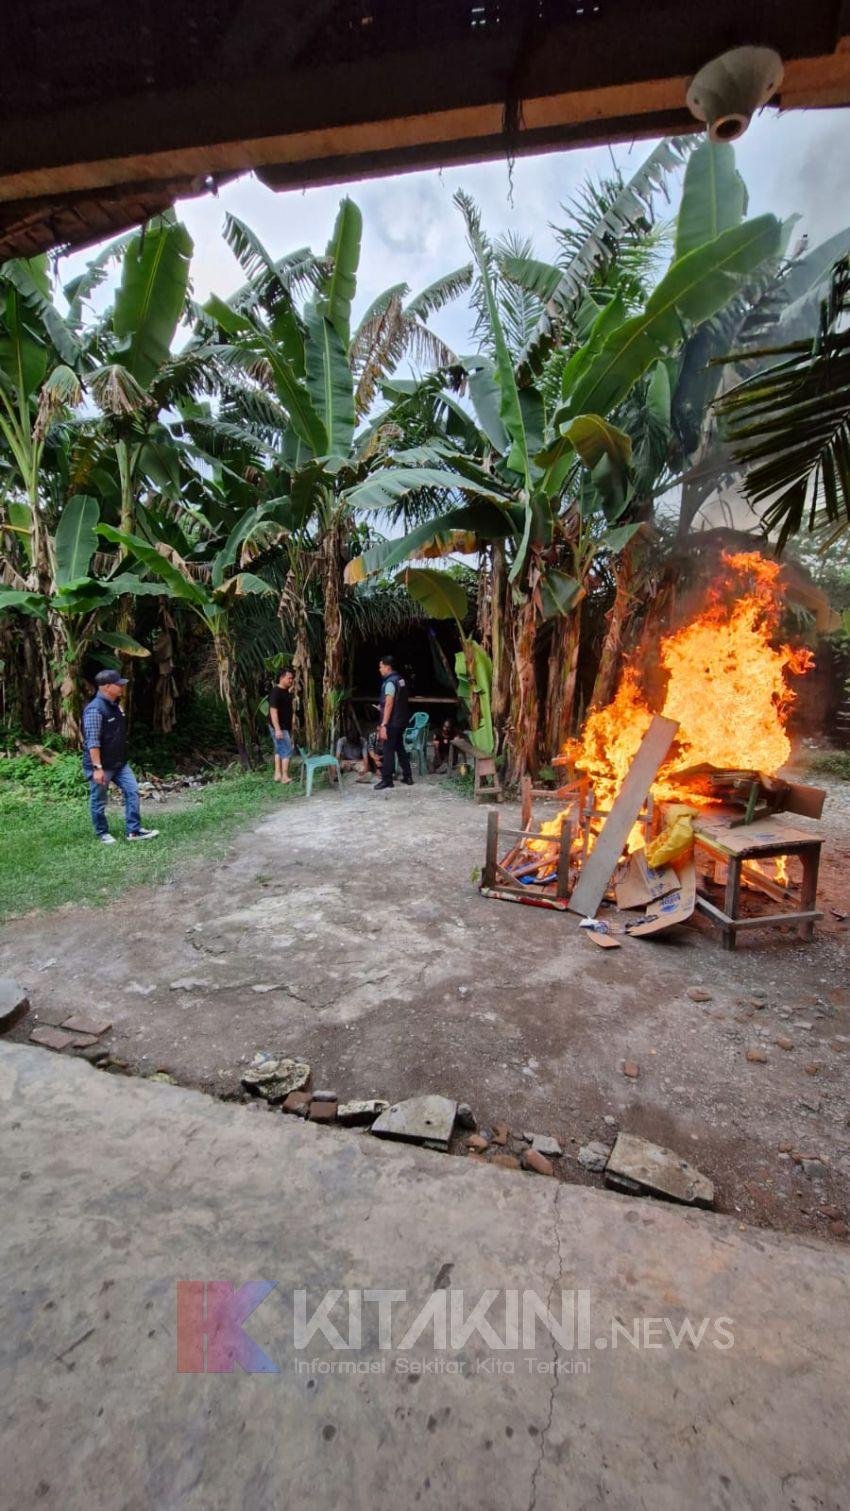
481, 553, 827, 949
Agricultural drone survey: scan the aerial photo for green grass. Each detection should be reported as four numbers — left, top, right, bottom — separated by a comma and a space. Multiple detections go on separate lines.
806, 749, 850, 781
0, 766, 298, 921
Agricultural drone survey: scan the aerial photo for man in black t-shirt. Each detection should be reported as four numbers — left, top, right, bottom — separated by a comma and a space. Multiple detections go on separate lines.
268, 668, 295, 784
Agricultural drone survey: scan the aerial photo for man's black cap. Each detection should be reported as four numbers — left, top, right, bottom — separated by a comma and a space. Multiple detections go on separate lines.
95, 668, 128, 687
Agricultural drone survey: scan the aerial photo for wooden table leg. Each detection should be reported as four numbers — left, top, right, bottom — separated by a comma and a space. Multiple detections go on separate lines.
483, 809, 499, 889
798, 846, 820, 941
723, 857, 741, 951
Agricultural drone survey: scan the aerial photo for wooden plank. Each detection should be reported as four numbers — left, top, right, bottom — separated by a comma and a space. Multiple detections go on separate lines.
479, 886, 569, 912
482, 809, 499, 890
695, 895, 822, 931
692, 814, 823, 856
556, 820, 573, 901
783, 782, 827, 820
568, 716, 678, 918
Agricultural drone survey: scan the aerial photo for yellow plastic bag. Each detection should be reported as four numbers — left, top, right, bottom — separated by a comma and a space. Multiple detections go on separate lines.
646, 811, 694, 869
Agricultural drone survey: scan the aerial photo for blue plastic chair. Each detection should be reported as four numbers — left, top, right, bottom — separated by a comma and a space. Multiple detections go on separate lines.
403, 711, 430, 775
298, 747, 344, 798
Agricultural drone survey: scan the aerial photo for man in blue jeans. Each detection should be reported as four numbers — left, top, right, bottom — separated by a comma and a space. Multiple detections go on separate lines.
82, 669, 159, 845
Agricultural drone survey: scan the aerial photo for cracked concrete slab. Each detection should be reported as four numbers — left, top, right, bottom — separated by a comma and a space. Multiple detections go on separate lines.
2, 1041, 849, 1511
1, 778, 849, 1240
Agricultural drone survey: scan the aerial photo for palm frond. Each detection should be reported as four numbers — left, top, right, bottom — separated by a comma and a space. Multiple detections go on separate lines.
718, 257, 850, 548
518, 135, 695, 377
405, 265, 473, 321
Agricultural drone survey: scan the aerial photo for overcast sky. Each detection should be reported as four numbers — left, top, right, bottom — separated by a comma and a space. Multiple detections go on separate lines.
60, 105, 850, 358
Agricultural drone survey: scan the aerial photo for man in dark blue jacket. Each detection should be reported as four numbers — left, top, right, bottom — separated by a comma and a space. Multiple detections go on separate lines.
374, 654, 413, 792
82, 669, 159, 844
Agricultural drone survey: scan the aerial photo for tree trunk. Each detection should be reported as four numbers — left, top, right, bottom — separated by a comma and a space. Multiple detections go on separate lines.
542, 606, 583, 757
589, 553, 632, 711
115, 438, 137, 725
490, 541, 511, 749
507, 594, 539, 782
292, 604, 320, 752
212, 622, 252, 769
0, 614, 40, 733
25, 485, 60, 735
560, 599, 583, 742
152, 603, 177, 734
320, 523, 345, 742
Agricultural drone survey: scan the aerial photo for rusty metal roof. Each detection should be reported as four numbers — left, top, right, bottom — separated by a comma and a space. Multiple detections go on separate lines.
1, 0, 849, 258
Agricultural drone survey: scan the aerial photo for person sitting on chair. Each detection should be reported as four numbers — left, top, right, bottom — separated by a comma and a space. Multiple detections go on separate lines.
335, 721, 368, 774
432, 717, 459, 773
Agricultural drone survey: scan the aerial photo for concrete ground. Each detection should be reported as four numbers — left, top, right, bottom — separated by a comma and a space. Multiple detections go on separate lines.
1, 1041, 849, 1511
2, 777, 849, 1240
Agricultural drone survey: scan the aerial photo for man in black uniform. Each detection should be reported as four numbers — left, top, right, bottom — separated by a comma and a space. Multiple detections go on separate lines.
374, 654, 413, 791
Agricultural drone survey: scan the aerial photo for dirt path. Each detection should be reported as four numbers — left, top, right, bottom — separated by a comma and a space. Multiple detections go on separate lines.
3, 775, 849, 1241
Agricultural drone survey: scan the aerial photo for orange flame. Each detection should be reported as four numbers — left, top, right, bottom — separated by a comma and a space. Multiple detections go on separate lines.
566, 551, 813, 817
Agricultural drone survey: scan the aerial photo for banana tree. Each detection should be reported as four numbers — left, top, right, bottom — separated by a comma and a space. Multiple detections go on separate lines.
345, 179, 783, 775
203, 201, 472, 743
98, 505, 279, 766
0, 255, 85, 726
0, 493, 159, 738
73, 213, 197, 711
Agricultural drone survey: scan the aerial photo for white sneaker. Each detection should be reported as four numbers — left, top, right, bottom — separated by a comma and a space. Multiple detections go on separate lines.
99, 833, 117, 845
127, 827, 159, 841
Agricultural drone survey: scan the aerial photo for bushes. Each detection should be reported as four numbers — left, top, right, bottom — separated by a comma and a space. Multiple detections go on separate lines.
807, 749, 850, 781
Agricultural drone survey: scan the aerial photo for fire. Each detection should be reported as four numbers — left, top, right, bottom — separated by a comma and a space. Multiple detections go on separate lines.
566, 551, 813, 815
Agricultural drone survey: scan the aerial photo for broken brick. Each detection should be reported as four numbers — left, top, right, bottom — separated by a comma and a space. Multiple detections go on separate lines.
492, 1123, 509, 1146
803, 1063, 821, 1076
61, 1014, 112, 1037
774, 1037, 795, 1051
309, 1099, 338, 1122
466, 1134, 489, 1152
521, 1149, 554, 1177
282, 1092, 311, 1115
492, 1154, 520, 1170
687, 987, 713, 1003
622, 1061, 640, 1079
777, 1140, 794, 1153
746, 1049, 768, 1064
29, 1025, 77, 1051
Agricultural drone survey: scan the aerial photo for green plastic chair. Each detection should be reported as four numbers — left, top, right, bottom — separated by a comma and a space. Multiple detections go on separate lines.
403, 712, 430, 775
298, 747, 344, 798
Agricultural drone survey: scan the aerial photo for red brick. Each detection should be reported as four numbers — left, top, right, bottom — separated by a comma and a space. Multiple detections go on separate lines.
746, 1049, 768, 1064
282, 1092, 311, 1115
61, 1014, 112, 1037
29, 1026, 76, 1051
803, 1063, 820, 1076
466, 1134, 489, 1152
774, 1037, 794, 1051
492, 1154, 520, 1170
492, 1123, 509, 1146
309, 1099, 338, 1123
521, 1149, 554, 1177
622, 1061, 640, 1079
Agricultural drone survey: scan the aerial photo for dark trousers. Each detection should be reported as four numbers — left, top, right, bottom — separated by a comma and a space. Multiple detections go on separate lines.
381, 725, 412, 783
